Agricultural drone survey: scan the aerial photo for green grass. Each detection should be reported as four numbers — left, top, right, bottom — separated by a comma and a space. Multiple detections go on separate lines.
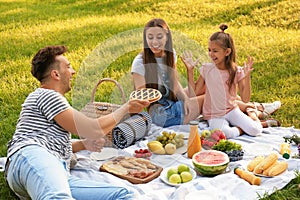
0, 0, 299, 199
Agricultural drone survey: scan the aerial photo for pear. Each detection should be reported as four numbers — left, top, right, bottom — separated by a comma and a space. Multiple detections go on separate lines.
165, 143, 176, 154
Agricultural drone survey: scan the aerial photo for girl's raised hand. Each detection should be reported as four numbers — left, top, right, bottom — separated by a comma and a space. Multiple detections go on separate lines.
180, 51, 200, 71
243, 56, 254, 76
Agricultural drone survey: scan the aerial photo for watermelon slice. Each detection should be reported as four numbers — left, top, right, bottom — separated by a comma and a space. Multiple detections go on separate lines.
192, 150, 229, 176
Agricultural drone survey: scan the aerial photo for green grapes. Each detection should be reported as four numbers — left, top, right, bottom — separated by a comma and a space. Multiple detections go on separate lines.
156, 131, 184, 148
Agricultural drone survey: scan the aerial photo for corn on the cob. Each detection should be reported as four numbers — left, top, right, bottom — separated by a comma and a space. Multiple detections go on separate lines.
247, 156, 264, 172
268, 161, 288, 176
259, 152, 278, 170
262, 161, 278, 176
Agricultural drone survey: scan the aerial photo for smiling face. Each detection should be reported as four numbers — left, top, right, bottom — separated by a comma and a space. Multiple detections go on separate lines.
208, 40, 231, 69
56, 55, 75, 94
145, 27, 168, 57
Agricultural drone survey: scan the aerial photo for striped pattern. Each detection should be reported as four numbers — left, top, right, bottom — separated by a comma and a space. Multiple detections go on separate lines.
112, 112, 152, 149
7, 88, 72, 161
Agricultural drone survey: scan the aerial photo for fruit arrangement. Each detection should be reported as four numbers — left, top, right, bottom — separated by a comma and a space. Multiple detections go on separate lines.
156, 131, 185, 148
201, 129, 226, 149
147, 141, 177, 155
166, 164, 193, 184
192, 150, 229, 176
212, 139, 244, 162
134, 149, 152, 160
147, 131, 185, 155
247, 152, 288, 176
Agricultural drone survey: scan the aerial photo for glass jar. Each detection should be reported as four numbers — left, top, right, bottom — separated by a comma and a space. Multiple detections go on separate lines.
187, 120, 202, 158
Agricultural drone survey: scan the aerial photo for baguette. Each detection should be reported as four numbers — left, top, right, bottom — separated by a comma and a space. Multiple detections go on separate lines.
259, 152, 278, 171
262, 161, 278, 176
247, 156, 264, 172
268, 161, 288, 176
234, 168, 261, 185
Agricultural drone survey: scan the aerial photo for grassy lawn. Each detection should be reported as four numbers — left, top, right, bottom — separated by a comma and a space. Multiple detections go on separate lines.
0, 0, 299, 199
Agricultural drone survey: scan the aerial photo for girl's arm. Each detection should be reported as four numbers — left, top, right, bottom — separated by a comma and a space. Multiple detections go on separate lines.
180, 51, 205, 97
180, 51, 198, 97
238, 57, 254, 102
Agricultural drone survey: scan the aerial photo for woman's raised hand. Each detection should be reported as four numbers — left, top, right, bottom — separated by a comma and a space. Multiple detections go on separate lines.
180, 51, 200, 71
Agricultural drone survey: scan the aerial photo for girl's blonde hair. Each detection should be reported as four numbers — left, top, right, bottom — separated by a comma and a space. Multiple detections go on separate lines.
210, 24, 237, 92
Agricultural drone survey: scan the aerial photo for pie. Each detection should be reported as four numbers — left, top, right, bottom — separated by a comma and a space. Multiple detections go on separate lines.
100, 156, 162, 183
129, 88, 162, 103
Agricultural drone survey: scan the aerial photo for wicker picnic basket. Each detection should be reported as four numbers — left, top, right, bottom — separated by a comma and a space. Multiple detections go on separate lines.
81, 78, 127, 142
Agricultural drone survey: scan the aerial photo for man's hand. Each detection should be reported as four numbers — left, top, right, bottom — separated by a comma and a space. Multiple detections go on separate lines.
128, 99, 150, 114
82, 138, 106, 152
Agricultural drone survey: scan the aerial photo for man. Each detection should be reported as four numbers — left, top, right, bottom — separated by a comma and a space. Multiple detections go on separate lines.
5, 45, 149, 199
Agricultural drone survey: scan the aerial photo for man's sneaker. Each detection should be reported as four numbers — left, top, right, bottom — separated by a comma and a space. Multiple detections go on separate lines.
266, 119, 281, 127
262, 101, 281, 118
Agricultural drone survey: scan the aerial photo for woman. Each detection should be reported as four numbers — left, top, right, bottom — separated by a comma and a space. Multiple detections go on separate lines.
131, 18, 203, 127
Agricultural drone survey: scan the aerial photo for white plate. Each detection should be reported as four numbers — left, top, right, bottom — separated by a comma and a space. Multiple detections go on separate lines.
160, 166, 197, 187
185, 190, 218, 200
90, 148, 118, 161
243, 143, 274, 156
253, 172, 274, 178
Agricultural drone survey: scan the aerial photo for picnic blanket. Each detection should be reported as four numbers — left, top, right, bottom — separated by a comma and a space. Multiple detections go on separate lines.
1, 124, 300, 200
71, 124, 300, 200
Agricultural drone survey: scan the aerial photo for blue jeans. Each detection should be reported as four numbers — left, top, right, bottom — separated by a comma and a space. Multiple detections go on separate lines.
6, 145, 133, 200
149, 99, 184, 127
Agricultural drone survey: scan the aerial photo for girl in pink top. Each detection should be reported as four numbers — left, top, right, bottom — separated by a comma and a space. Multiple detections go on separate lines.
182, 24, 262, 138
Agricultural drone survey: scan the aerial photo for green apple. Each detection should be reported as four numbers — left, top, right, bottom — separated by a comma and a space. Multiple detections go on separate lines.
177, 164, 190, 174
167, 167, 178, 179
169, 174, 181, 184
180, 171, 193, 183
201, 130, 211, 138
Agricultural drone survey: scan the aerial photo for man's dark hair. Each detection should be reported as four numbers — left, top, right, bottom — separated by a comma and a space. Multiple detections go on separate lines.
31, 45, 67, 82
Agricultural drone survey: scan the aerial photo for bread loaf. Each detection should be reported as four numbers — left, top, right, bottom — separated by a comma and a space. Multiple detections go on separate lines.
234, 168, 261, 185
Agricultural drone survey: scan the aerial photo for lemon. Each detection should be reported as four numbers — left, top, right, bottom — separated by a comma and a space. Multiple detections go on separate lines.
168, 174, 181, 184
177, 164, 190, 174
180, 171, 193, 183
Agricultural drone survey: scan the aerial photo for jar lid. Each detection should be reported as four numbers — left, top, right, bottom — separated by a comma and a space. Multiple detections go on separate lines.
189, 120, 199, 125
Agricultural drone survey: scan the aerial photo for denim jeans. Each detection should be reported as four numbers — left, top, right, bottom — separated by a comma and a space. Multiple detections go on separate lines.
6, 145, 133, 200
149, 98, 184, 127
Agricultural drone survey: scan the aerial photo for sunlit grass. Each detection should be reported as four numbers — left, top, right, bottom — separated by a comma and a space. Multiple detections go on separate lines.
0, 0, 299, 199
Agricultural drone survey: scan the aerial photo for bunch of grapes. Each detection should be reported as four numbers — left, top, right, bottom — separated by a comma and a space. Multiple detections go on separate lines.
156, 131, 184, 148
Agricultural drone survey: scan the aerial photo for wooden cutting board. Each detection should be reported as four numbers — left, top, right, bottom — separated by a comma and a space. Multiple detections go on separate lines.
100, 156, 163, 184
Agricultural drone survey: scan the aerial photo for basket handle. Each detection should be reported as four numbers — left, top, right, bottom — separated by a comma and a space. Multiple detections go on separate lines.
91, 78, 126, 104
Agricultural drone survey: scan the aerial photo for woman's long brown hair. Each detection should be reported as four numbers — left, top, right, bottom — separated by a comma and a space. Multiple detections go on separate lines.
142, 18, 177, 101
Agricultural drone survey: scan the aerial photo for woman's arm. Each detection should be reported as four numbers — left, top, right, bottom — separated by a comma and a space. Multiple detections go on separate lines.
132, 72, 146, 89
